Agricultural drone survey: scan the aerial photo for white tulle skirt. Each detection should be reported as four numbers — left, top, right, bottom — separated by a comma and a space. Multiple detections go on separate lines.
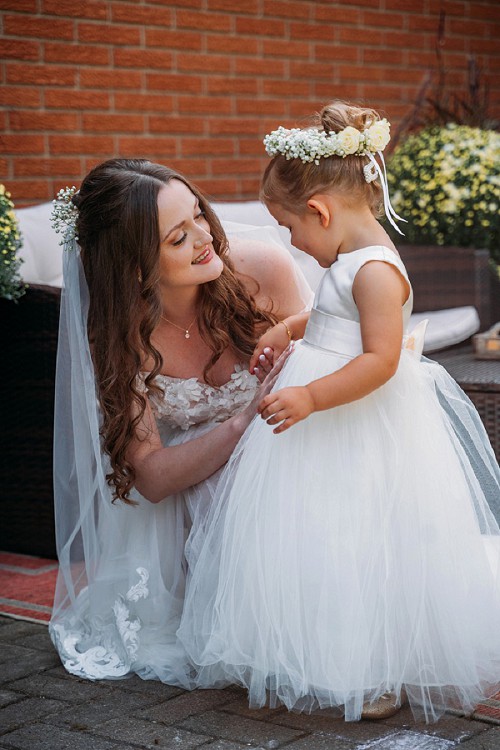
179, 338, 500, 722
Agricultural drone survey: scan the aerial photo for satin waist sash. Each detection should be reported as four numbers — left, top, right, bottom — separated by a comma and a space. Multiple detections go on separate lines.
303, 309, 362, 357
303, 308, 428, 359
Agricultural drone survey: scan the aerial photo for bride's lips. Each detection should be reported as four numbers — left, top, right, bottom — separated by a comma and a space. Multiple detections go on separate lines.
192, 246, 213, 265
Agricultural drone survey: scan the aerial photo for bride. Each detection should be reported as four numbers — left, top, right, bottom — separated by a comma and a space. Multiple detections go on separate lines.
49, 158, 311, 685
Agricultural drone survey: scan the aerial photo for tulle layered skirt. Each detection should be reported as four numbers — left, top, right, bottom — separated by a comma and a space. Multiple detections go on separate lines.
179, 319, 500, 722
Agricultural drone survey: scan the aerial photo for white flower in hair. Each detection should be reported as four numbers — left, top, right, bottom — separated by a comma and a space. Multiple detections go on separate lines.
51, 186, 79, 246
365, 120, 391, 152
337, 126, 362, 155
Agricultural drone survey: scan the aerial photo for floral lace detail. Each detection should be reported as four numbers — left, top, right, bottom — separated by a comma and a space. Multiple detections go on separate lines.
50, 567, 150, 679
146, 363, 258, 431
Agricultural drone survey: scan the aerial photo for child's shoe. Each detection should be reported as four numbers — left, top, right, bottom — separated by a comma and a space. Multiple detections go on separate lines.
361, 691, 402, 720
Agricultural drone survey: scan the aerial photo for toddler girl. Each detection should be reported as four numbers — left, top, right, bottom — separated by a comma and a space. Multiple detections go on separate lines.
179, 101, 500, 722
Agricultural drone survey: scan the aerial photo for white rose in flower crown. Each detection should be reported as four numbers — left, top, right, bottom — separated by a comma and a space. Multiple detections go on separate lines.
337, 126, 361, 155
366, 120, 390, 152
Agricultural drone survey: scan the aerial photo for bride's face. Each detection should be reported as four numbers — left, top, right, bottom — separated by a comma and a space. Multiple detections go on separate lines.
157, 180, 223, 290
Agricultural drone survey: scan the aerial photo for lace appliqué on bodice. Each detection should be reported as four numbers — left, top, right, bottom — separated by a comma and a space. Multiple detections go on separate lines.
148, 364, 258, 431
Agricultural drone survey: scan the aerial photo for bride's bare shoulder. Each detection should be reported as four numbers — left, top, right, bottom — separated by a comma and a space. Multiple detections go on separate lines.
227, 234, 310, 317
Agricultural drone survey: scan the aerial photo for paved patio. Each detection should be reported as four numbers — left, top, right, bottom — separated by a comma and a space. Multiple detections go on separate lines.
0, 616, 499, 750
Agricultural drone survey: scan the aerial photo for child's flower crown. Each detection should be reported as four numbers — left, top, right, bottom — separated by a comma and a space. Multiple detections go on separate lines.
263, 119, 391, 166
263, 117, 405, 235
51, 186, 79, 246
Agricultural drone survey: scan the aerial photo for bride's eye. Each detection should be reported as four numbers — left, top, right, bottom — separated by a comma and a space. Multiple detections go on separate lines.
172, 232, 187, 247
195, 209, 205, 221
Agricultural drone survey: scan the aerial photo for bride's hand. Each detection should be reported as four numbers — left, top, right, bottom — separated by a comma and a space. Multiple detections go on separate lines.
237, 345, 293, 429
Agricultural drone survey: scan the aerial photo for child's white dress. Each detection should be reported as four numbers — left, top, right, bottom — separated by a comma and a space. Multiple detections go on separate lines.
179, 246, 500, 722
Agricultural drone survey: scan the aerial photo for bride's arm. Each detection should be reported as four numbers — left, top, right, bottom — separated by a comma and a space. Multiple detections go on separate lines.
127, 353, 286, 503
228, 235, 313, 319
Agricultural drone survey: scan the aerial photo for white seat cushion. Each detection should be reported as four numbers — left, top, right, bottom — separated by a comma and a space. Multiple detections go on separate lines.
410, 307, 480, 353
16, 202, 63, 287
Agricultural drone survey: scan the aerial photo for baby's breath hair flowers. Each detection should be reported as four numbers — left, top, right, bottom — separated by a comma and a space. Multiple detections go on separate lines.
263, 119, 391, 166
0, 184, 24, 301
51, 186, 79, 246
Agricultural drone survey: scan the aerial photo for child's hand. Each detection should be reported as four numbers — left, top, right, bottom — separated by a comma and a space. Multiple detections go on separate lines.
258, 386, 315, 434
249, 321, 291, 375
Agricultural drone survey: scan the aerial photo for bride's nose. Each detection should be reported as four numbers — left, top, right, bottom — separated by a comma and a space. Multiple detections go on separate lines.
194, 230, 212, 248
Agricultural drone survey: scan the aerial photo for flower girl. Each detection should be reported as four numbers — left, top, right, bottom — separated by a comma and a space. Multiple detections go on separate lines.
179, 101, 500, 722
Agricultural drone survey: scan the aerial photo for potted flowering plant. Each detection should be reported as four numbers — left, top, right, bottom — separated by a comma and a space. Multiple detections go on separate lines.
0, 184, 24, 301
387, 124, 500, 263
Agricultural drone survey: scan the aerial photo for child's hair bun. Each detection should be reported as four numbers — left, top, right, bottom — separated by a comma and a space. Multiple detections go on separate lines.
317, 101, 381, 136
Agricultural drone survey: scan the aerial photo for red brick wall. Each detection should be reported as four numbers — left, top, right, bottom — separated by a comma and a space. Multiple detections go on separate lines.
1, 0, 499, 205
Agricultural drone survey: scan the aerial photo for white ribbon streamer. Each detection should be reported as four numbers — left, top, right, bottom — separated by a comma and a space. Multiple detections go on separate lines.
366, 152, 407, 236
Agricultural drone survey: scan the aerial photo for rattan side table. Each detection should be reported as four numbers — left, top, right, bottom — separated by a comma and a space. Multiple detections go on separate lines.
433, 345, 500, 463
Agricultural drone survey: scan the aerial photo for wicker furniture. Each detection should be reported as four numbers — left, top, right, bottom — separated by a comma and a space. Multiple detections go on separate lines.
433, 345, 500, 463
0, 284, 60, 558
399, 245, 498, 329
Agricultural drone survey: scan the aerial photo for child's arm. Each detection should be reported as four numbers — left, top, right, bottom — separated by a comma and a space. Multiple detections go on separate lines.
259, 262, 408, 433
249, 311, 310, 373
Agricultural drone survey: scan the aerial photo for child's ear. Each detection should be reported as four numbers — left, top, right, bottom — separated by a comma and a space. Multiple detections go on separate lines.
306, 196, 331, 228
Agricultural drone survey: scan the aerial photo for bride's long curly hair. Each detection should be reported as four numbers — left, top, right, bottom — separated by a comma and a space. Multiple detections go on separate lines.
74, 158, 275, 504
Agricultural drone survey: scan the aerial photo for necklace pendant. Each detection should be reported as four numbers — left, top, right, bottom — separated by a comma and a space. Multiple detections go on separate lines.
185, 331, 190, 339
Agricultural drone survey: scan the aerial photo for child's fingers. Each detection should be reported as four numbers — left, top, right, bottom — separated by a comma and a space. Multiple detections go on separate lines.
273, 417, 295, 434
265, 407, 288, 426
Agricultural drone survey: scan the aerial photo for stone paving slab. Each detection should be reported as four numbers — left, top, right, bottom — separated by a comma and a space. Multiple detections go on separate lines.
454, 727, 500, 748
379, 704, 492, 743
1, 617, 500, 750
177, 709, 305, 746
0, 723, 132, 750
133, 688, 243, 726
0, 692, 20, 710
41, 690, 168, 730
7, 673, 115, 703
0, 696, 68, 735
92, 716, 213, 748
0, 648, 60, 685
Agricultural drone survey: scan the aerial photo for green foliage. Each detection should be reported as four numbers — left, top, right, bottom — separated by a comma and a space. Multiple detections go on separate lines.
0, 185, 24, 301
388, 124, 500, 263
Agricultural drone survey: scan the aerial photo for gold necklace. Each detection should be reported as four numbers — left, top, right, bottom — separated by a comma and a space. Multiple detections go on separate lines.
161, 314, 196, 339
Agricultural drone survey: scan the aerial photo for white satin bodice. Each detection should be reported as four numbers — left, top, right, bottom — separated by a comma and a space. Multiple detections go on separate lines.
304, 246, 413, 357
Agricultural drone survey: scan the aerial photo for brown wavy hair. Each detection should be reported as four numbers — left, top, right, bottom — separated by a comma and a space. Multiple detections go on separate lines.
74, 158, 275, 504
260, 100, 385, 216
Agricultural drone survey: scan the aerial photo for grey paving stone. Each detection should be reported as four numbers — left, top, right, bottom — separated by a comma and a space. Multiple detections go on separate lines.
220, 695, 288, 721
0, 620, 45, 641
0, 723, 119, 750
7, 673, 114, 703
380, 705, 492, 742
458, 727, 500, 748
356, 731, 455, 748
201, 742, 249, 749
9, 633, 54, 653
0, 697, 67, 735
111, 675, 184, 700
93, 716, 212, 748
0, 646, 30, 666
270, 710, 395, 743
178, 709, 305, 746
273, 735, 353, 750
0, 649, 60, 684
0, 692, 21, 710
43, 689, 166, 729
134, 688, 242, 725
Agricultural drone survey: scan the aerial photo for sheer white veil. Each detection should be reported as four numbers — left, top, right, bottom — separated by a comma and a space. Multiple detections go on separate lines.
48, 217, 313, 682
